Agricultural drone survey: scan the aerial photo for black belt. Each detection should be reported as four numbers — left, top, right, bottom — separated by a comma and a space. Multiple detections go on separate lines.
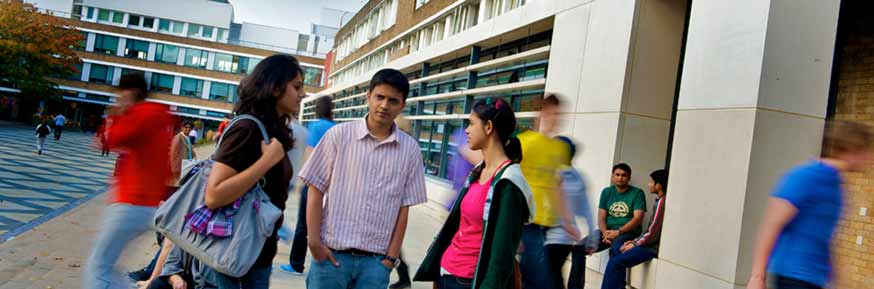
331, 248, 384, 257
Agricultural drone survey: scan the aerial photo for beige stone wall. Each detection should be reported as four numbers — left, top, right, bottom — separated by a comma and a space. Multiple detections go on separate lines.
833, 28, 874, 289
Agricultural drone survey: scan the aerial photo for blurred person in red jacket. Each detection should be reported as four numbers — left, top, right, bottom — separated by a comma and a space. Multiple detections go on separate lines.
82, 73, 178, 289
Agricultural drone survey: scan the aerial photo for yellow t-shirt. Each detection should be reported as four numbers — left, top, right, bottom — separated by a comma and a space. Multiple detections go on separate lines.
517, 130, 570, 226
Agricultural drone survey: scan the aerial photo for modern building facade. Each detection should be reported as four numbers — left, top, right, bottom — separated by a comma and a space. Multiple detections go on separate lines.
23, 0, 328, 130
305, 0, 874, 288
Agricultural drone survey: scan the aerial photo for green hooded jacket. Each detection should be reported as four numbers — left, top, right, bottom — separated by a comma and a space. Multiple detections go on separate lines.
414, 163, 535, 289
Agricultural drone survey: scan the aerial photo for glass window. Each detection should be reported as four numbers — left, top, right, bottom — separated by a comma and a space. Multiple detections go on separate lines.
154, 44, 179, 64
202, 26, 213, 38
86, 7, 94, 19
209, 83, 237, 102
93, 34, 119, 55
124, 39, 149, 59
128, 15, 141, 26
75, 31, 88, 50
297, 34, 310, 52
171, 21, 184, 34
97, 9, 109, 21
67, 62, 83, 80
240, 57, 259, 75
158, 19, 171, 32
213, 53, 240, 73
111, 11, 123, 24
184, 48, 208, 69
121, 68, 145, 78
303, 67, 323, 87
180, 78, 204, 97
142, 17, 154, 28
187, 24, 202, 37
150, 73, 174, 93
217, 28, 227, 41
88, 64, 113, 84
176, 107, 200, 115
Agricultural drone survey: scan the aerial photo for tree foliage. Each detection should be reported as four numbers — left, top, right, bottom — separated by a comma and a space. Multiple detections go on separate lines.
0, 0, 82, 98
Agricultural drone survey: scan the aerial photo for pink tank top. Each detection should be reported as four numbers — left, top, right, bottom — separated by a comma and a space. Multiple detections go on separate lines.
441, 160, 510, 278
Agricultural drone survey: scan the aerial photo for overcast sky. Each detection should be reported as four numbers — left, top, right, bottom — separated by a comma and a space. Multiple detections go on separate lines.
229, 0, 365, 33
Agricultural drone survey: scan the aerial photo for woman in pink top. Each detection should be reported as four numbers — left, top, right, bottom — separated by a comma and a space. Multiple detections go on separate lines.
415, 97, 535, 289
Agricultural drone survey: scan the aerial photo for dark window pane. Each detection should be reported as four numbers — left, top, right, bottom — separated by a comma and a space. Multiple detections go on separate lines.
128, 15, 141, 26
88, 64, 113, 84
150, 73, 174, 93
180, 78, 203, 97
93, 34, 118, 55
124, 39, 149, 59
142, 17, 154, 28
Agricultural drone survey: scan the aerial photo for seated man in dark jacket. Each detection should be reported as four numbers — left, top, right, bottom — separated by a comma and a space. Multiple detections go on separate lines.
145, 245, 217, 289
600, 169, 668, 289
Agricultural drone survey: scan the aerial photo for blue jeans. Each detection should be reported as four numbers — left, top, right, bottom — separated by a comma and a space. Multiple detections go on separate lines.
213, 264, 272, 289
82, 203, 156, 289
306, 251, 391, 289
520, 224, 551, 289
438, 274, 473, 289
600, 246, 657, 289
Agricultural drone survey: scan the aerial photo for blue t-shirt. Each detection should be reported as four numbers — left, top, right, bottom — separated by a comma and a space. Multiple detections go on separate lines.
306, 118, 336, 148
768, 161, 843, 288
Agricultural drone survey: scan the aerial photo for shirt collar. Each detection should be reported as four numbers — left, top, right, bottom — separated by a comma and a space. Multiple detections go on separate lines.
356, 114, 400, 144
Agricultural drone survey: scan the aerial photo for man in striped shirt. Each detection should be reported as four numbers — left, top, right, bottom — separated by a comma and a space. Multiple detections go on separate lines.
300, 69, 427, 289
600, 169, 668, 289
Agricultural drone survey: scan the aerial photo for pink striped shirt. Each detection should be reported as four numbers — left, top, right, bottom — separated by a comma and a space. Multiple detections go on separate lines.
299, 119, 428, 254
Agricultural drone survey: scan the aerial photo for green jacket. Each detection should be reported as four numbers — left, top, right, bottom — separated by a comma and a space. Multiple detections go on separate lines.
414, 163, 535, 289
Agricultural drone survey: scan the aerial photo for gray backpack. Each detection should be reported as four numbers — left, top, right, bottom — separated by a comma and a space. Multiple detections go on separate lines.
153, 114, 282, 278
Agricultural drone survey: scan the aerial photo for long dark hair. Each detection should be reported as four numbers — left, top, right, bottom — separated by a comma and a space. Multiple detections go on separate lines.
234, 54, 301, 151
470, 97, 522, 178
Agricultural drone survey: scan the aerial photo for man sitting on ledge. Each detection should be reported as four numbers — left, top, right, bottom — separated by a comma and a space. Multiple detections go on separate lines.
600, 169, 668, 289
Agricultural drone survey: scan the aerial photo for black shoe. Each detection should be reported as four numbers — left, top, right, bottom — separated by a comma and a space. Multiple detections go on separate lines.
389, 280, 411, 289
128, 269, 151, 282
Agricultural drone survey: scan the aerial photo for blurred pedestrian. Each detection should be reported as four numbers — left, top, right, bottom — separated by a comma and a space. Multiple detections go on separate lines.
213, 114, 232, 142
169, 122, 197, 185
82, 74, 177, 289
543, 136, 599, 289
601, 169, 668, 289
300, 69, 427, 289
35, 120, 51, 155
188, 125, 198, 145
279, 95, 334, 276
53, 113, 66, 140
202, 54, 302, 289
516, 94, 576, 289
96, 121, 110, 156
414, 97, 534, 289
747, 121, 874, 289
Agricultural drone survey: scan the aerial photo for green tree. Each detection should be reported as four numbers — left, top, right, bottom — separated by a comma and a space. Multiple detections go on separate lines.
0, 0, 82, 98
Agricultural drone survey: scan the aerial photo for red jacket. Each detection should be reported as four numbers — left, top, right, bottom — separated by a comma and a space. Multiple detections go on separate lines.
106, 102, 178, 206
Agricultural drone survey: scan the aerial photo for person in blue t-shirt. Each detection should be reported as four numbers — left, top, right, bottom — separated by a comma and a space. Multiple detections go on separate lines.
280, 95, 336, 276
747, 121, 874, 289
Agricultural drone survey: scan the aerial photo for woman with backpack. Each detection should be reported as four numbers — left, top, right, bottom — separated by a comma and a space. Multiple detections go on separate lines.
202, 54, 304, 289
414, 97, 534, 289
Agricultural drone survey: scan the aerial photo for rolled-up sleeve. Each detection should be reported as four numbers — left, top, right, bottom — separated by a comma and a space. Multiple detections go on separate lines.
401, 149, 427, 207
299, 128, 337, 194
